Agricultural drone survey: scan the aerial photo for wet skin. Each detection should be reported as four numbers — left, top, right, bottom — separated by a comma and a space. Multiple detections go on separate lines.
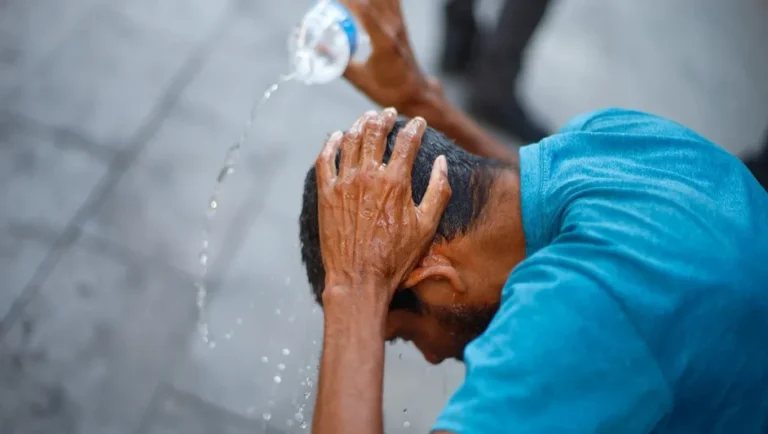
311, 108, 526, 434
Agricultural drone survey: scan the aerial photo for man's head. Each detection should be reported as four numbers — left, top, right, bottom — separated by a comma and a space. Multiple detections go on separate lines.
299, 119, 526, 364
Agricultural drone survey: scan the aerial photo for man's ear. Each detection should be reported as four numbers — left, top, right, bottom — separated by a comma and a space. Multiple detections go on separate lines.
403, 252, 466, 294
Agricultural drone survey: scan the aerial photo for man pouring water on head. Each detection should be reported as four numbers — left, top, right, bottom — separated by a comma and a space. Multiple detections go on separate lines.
296, 1, 768, 433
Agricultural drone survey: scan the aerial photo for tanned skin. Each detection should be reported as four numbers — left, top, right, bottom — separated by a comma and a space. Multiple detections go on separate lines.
310, 0, 516, 432
312, 110, 455, 434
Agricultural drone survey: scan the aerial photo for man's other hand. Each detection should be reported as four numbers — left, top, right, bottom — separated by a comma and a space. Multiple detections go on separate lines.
340, 0, 444, 117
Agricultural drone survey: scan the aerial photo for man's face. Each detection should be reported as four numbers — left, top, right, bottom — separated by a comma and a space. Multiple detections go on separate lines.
380, 219, 524, 364
384, 296, 499, 364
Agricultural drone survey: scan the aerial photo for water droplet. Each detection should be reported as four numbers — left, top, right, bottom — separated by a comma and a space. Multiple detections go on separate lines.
217, 166, 235, 182
275, 308, 282, 315
403, 421, 411, 428
282, 348, 291, 356
277, 363, 286, 371
300, 421, 308, 429
284, 276, 291, 285
207, 341, 217, 349
304, 391, 311, 399
236, 317, 243, 325
398, 353, 403, 359
287, 419, 294, 427
288, 315, 295, 323
295, 412, 304, 422
312, 340, 317, 345
261, 356, 268, 363
199, 253, 208, 266
224, 332, 232, 340
273, 376, 282, 384
209, 199, 218, 210
262, 412, 272, 421
403, 408, 408, 413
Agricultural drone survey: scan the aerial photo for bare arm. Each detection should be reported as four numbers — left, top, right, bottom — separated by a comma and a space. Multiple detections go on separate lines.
311, 112, 458, 434
405, 86, 518, 165
312, 285, 386, 434
338, 0, 517, 166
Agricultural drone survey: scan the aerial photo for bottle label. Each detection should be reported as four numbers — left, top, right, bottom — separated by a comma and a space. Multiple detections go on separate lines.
328, 1, 358, 56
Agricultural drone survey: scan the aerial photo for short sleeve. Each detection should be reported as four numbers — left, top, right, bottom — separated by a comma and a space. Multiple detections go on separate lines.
432, 242, 673, 434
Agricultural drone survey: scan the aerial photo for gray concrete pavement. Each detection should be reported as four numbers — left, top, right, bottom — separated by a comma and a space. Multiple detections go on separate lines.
1, 0, 766, 433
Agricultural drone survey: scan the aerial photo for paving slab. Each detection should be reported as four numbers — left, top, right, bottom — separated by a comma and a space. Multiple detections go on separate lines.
0, 234, 197, 434
3, 6, 196, 147
139, 386, 266, 434
523, 0, 768, 153
0, 0, 104, 97
0, 119, 108, 319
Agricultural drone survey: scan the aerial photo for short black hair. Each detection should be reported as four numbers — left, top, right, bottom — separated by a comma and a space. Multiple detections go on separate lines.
299, 119, 505, 308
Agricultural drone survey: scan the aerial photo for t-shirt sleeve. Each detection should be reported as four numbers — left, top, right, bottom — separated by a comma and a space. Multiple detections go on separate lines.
432, 241, 673, 434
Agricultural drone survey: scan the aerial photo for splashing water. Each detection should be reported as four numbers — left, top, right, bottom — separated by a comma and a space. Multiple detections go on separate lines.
196, 73, 296, 346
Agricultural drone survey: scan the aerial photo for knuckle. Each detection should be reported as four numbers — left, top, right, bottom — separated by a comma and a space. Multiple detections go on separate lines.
368, 116, 385, 131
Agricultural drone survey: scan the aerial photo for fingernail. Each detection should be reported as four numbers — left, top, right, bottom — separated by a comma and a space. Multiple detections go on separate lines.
351, 117, 366, 132
384, 107, 397, 116
438, 155, 447, 172
331, 131, 343, 140
408, 117, 426, 131
365, 110, 378, 117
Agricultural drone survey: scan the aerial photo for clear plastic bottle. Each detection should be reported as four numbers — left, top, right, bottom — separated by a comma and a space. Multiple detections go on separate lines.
289, 0, 372, 84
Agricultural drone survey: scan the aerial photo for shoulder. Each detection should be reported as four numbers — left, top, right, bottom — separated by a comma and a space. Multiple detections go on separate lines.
521, 109, 765, 253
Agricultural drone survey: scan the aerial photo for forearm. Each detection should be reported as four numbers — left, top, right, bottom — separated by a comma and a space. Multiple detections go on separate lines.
404, 89, 518, 166
313, 286, 388, 434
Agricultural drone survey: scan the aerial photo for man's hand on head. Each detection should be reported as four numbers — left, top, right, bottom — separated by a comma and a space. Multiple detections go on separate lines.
316, 108, 452, 313
312, 109, 452, 434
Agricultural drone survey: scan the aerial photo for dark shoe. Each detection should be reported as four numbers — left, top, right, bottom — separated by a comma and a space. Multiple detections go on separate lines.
440, 2, 479, 76
468, 97, 549, 143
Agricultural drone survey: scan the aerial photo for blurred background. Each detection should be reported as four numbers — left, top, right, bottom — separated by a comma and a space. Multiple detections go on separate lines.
0, 0, 766, 433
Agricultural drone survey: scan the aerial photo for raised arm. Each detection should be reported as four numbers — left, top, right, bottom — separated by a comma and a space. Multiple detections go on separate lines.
340, 0, 517, 165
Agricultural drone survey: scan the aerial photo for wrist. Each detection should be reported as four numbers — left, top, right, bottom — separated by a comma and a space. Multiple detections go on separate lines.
322, 281, 392, 333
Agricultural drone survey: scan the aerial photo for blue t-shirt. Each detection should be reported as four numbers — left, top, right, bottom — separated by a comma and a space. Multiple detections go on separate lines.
433, 109, 768, 434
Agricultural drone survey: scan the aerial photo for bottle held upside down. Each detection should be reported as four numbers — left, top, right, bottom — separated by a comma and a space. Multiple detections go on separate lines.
289, 0, 371, 84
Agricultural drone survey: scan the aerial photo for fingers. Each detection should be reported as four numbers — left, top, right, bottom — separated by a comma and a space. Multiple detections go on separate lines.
389, 117, 426, 177
339, 112, 374, 180
419, 155, 452, 222
316, 131, 344, 185
361, 107, 397, 170
340, 0, 400, 49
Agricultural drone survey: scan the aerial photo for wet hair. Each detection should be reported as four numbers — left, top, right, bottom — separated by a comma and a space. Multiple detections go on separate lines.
298, 119, 506, 310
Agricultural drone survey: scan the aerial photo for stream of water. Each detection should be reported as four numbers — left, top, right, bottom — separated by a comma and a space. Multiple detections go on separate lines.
196, 72, 296, 347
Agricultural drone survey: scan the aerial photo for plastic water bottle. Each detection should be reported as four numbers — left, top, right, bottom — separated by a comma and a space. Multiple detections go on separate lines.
289, 0, 372, 84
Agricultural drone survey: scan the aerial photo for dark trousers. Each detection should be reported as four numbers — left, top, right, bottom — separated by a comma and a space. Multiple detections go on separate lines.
446, 0, 552, 102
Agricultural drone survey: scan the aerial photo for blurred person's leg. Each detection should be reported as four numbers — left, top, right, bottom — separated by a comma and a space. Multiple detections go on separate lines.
441, 0, 480, 75
468, 0, 552, 143
744, 127, 768, 190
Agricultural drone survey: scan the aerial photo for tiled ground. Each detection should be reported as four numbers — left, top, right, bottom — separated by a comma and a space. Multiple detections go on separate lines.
0, 0, 766, 433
